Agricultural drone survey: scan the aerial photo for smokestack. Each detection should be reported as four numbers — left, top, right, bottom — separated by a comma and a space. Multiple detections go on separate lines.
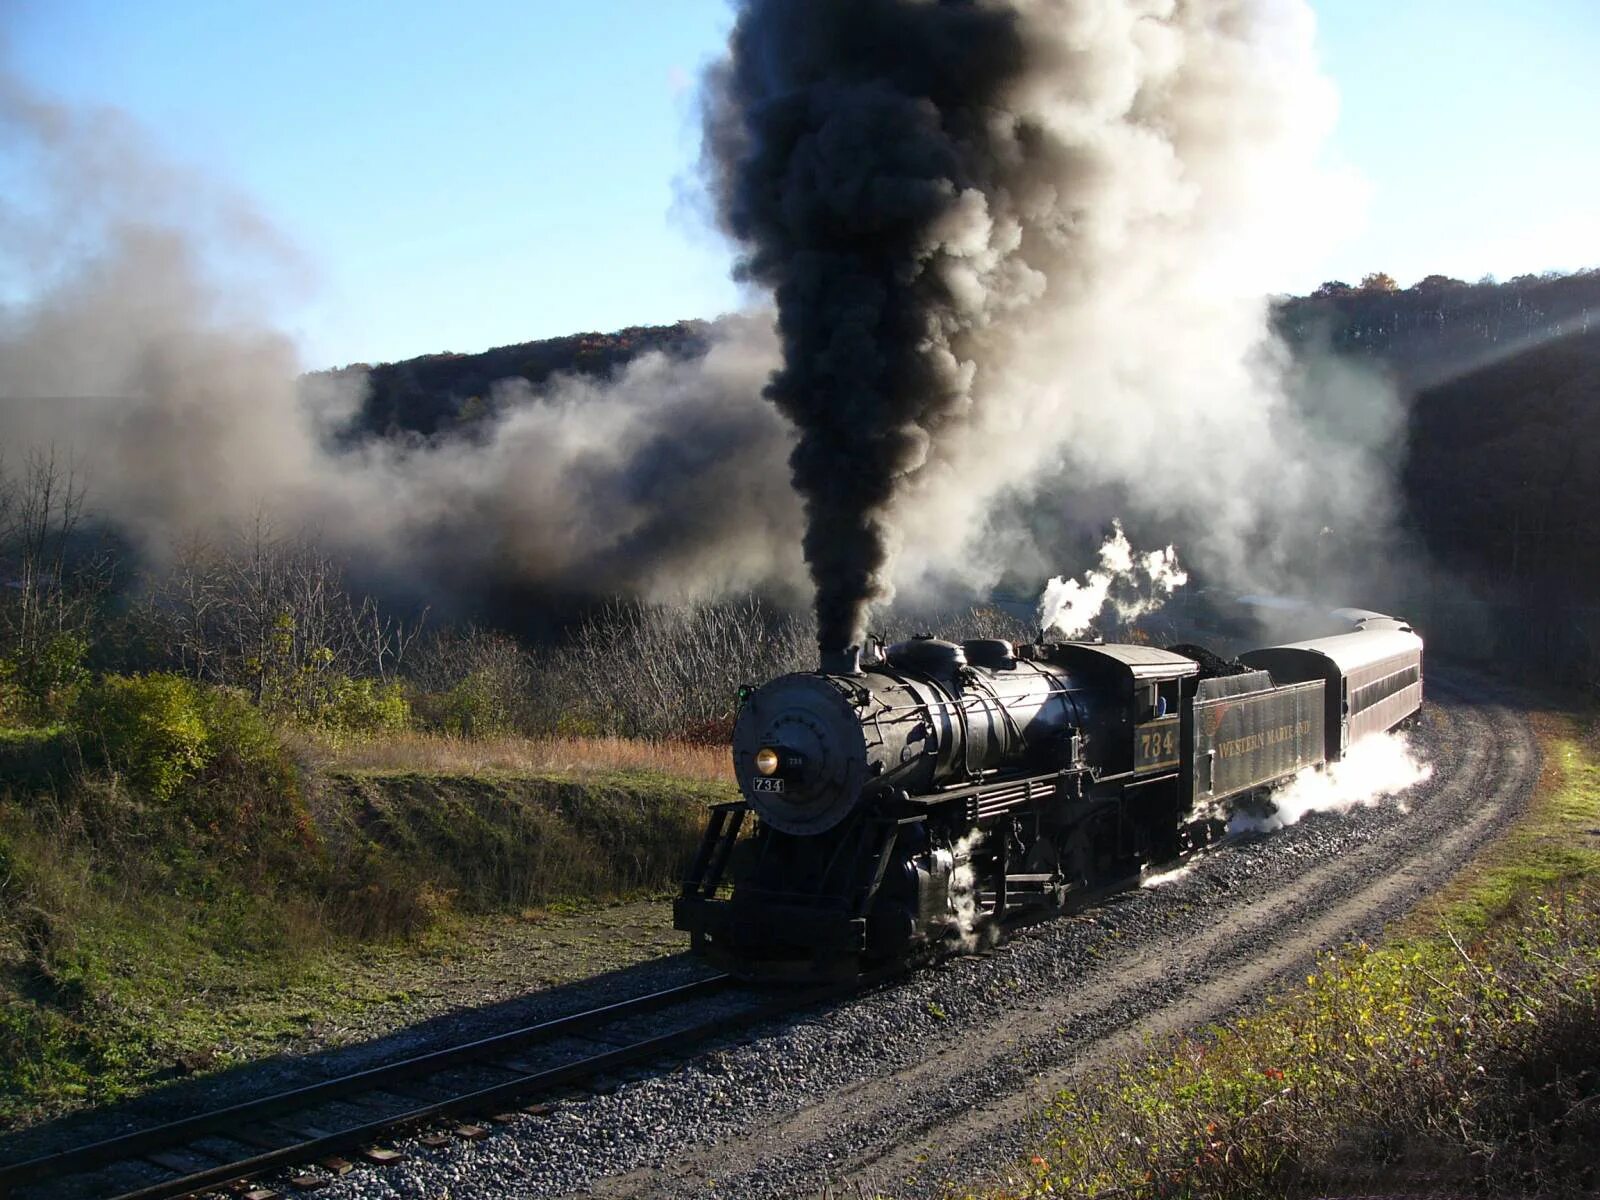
819, 645, 863, 675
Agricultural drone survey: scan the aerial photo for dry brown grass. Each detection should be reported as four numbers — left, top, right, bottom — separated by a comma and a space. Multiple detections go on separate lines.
313, 730, 733, 783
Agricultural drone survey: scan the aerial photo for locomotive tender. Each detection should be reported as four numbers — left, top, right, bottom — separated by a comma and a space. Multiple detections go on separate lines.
675, 613, 1423, 978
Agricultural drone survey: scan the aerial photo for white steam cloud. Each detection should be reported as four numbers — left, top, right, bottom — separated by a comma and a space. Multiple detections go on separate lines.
1141, 860, 1197, 889
1037, 519, 1188, 639
946, 829, 987, 954
1227, 731, 1433, 835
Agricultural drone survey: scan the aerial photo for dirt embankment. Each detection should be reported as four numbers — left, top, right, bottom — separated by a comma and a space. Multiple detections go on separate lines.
316, 769, 731, 916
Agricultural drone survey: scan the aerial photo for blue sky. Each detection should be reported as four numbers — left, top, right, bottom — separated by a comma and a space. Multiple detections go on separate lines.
6, 0, 1598, 369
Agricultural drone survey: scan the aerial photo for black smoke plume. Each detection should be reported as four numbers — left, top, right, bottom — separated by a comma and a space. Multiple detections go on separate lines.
704, 0, 1029, 655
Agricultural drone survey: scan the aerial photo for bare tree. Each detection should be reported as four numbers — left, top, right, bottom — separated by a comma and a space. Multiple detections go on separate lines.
146, 516, 424, 716
564, 597, 811, 739
0, 449, 112, 715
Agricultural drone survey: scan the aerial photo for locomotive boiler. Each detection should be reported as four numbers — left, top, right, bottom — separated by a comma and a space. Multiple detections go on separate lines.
675, 615, 1423, 978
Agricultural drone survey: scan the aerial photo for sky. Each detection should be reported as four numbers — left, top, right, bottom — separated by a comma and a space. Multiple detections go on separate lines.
5, 0, 1598, 370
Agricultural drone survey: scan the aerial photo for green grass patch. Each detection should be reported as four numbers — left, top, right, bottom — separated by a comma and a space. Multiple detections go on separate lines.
0, 707, 732, 1127
0, 794, 331, 1123
1408, 712, 1600, 934
1002, 707, 1600, 1200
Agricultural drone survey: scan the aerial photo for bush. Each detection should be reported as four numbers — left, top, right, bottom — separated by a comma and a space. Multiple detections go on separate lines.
436, 669, 514, 737
407, 626, 534, 735
71, 674, 211, 801
65, 677, 310, 881
196, 686, 283, 775
25, 634, 91, 720
0, 634, 90, 725
314, 676, 411, 741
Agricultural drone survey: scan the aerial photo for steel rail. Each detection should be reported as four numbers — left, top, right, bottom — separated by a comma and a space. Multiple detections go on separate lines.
0, 973, 735, 1198
108, 992, 810, 1200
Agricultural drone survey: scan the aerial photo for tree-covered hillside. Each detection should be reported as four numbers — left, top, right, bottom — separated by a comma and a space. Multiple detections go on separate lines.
1279, 270, 1600, 604
338, 320, 712, 436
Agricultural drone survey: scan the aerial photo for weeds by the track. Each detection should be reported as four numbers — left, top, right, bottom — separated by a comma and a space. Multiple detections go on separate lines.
1404, 711, 1600, 935
997, 708, 1600, 1199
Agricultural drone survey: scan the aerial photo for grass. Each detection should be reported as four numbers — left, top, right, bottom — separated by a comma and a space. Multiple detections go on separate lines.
996, 705, 1600, 1200
309, 730, 733, 783
1404, 710, 1600, 934
0, 807, 334, 1123
0, 884, 686, 1127
0, 718, 736, 1129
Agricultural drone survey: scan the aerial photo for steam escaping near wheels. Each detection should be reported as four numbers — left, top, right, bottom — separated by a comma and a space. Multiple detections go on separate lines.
1141, 861, 1199, 890
1226, 731, 1434, 835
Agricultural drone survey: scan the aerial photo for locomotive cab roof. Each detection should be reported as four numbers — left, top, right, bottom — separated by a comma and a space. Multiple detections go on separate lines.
1031, 642, 1199, 692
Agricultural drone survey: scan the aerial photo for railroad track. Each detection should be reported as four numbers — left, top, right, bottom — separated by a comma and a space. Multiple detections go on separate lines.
0, 972, 799, 1200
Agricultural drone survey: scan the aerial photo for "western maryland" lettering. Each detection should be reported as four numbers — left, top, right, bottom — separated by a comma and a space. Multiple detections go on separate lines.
1214, 719, 1314, 760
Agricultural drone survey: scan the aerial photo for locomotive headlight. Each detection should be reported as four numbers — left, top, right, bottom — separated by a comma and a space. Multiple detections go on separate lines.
754, 747, 781, 776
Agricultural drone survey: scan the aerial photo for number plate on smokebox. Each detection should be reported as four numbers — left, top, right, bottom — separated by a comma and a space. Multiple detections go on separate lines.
750, 777, 785, 793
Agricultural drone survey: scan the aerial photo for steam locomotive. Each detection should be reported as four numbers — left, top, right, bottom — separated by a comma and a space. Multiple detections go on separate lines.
674, 612, 1423, 978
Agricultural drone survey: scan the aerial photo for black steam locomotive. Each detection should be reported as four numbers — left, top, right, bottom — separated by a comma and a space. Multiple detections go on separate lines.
675, 613, 1423, 978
